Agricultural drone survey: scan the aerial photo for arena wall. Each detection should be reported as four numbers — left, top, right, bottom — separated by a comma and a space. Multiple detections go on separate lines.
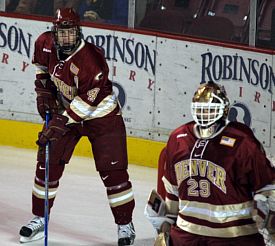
0, 14, 274, 167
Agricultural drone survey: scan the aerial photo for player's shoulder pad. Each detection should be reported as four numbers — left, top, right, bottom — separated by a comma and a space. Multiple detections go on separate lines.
84, 41, 107, 65
169, 121, 194, 138
228, 121, 254, 137
227, 121, 264, 150
84, 41, 104, 55
35, 31, 53, 44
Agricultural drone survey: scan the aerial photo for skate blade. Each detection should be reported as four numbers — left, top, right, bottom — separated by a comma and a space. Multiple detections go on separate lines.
19, 231, 44, 243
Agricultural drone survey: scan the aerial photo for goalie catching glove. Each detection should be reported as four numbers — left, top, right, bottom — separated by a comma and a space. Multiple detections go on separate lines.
37, 114, 69, 146
144, 189, 175, 234
35, 79, 58, 120
253, 192, 275, 240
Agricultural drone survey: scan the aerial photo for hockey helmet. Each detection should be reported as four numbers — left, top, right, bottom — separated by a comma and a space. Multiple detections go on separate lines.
52, 8, 81, 54
191, 81, 230, 127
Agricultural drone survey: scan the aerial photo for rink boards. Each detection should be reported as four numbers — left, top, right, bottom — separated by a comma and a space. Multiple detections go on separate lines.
0, 13, 274, 167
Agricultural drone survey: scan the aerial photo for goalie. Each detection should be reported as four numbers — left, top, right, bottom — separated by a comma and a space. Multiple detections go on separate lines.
145, 81, 275, 246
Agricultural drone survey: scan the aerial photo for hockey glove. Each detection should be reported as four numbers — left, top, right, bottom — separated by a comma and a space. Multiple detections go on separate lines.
35, 79, 58, 120
144, 190, 175, 233
253, 194, 275, 240
37, 114, 69, 146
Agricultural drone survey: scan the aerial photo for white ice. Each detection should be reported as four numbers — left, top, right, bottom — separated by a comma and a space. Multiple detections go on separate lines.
0, 146, 157, 246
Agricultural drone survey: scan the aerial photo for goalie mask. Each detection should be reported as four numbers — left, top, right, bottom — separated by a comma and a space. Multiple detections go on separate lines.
52, 8, 81, 54
191, 81, 230, 138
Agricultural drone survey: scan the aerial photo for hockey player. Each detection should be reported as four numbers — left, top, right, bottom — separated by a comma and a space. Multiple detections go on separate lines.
19, 8, 135, 245
145, 81, 275, 245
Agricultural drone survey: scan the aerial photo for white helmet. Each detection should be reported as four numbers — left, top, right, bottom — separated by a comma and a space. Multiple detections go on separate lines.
191, 81, 230, 127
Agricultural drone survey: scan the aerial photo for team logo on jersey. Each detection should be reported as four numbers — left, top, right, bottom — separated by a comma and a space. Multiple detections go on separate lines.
220, 136, 236, 147
87, 88, 100, 102
70, 63, 79, 75
42, 48, 51, 53
177, 133, 188, 138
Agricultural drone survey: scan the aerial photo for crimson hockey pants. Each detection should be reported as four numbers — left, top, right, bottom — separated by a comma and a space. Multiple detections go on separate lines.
32, 115, 135, 225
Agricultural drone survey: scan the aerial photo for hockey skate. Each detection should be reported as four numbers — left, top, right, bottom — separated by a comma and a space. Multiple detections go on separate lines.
118, 221, 136, 246
19, 216, 45, 243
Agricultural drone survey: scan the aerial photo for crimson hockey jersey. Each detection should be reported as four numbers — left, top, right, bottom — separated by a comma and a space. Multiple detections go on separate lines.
163, 121, 275, 238
32, 31, 119, 123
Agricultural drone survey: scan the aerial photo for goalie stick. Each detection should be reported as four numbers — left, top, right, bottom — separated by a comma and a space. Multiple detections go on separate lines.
44, 111, 50, 246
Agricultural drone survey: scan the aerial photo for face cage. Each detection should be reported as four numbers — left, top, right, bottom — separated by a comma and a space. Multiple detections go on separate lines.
191, 102, 225, 127
53, 26, 80, 53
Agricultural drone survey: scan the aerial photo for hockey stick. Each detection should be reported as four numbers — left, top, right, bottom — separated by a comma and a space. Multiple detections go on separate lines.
44, 111, 50, 246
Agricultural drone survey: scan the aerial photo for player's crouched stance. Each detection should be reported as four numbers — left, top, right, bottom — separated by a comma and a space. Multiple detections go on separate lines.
145, 81, 275, 246
19, 8, 135, 245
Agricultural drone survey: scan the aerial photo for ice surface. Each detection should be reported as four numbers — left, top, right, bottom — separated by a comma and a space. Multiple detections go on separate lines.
0, 146, 157, 245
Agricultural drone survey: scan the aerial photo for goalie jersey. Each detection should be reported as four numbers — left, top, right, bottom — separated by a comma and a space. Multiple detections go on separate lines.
163, 121, 275, 238
32, 31, 119, 123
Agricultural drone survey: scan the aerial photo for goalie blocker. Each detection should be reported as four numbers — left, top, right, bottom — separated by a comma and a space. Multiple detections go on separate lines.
253, 188, 275, 241
144, 189, 176, 245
